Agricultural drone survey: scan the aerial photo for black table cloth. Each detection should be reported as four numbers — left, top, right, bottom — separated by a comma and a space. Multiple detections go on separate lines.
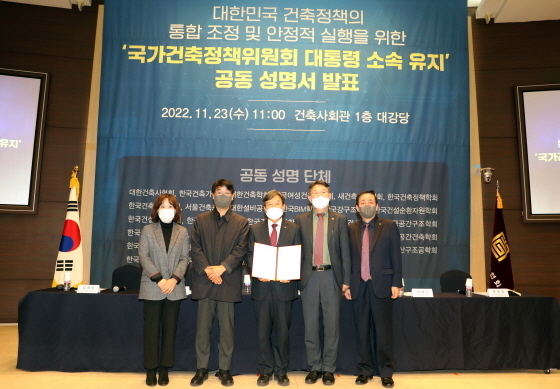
17, 289, 560, 373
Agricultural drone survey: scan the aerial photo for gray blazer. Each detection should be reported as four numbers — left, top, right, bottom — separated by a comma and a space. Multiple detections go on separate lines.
138, 222, 190, 301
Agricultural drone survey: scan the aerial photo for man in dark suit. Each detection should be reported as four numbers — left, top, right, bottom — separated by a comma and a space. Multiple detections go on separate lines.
295, 180, 351, 385
346, 190, 403, 388
246, 190, 302, 387
190, 179, 249, 387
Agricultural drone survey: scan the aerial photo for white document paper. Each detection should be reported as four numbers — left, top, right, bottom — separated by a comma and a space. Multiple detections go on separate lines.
252, 243, 301, 281
252, 243, 277, 280
276, 245, 301, 281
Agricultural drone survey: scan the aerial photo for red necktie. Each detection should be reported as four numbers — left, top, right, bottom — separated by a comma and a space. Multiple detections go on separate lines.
314, 213, 324, 267
270, 224, 278, 247
361, 223, 370, 281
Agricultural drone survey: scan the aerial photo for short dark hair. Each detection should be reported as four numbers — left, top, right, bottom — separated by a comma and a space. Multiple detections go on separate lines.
355, 190, 378, 206
212, 179, 235, 194
151, 193, 182, 223
308, 180, 330, 194
262, 190, 286, 205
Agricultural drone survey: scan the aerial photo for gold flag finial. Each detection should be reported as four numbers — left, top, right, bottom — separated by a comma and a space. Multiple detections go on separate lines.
70, 166, 80, 200
496, 180, 503, 209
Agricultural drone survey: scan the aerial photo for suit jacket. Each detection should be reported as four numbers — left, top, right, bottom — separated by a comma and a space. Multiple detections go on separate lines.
295, 209, 351, 290
138, 222, 189, 301
190, 209, 249, 303
348, 216, 403, 299
246, 218, 302, 302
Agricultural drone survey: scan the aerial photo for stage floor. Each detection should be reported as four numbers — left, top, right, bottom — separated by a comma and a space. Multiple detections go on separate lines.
3, 324, 559, 389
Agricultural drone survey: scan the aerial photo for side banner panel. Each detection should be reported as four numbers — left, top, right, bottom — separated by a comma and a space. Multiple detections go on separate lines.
93, 0, 470, 289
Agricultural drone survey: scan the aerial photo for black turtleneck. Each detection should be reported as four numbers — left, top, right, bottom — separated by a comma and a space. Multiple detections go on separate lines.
160, 220, 173, 252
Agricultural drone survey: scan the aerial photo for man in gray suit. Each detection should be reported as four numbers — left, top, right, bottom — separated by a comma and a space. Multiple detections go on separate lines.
247, 190, 302, 387
295, 180, 351, 385
347, 190, 402, 388
190, 179, 249, 387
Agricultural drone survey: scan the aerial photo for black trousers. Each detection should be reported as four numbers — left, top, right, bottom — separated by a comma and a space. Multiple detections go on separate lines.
352, 279, 394, 378
254, 291, 293, 376
195, 298, 235, 370
143, 299, 181, 369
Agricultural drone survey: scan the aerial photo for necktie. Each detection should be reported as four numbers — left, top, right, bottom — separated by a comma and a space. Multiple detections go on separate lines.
270, 224, 278, 247
361, 223, 370, 282
314, 213, 324, 267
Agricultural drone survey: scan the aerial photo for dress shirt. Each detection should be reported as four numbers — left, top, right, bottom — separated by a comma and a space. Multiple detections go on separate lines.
267, 218, 283, 237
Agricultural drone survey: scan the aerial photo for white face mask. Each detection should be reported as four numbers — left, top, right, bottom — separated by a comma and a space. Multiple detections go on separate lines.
265, 207, 284, 221
311, 196, 330, 210
158, 208, 175, 224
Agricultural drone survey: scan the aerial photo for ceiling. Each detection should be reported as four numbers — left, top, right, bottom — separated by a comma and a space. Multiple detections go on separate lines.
2, 0, 560, 23
1, 0, 91, 10
475, 0, 560, 23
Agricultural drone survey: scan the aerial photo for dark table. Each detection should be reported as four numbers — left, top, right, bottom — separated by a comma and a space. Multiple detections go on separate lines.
17, 289, 560, 373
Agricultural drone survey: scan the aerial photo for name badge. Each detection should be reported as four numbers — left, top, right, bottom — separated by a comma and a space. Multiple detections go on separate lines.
77, 285, 101, 294
487, 288, 509, 297
411, 288, 434, 297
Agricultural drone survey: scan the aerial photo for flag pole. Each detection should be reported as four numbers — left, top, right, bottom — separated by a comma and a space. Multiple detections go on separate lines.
488, 179, 515, 290
496, 180, 502, 209
70, 165, 80, 200
52, 167, 84, 288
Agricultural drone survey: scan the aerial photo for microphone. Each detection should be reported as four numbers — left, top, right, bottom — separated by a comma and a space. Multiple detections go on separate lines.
112, 286, 127, 292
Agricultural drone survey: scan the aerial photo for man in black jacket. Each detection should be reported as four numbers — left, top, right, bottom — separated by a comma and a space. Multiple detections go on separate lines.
247, 190, 302, 387
190, 179, 249, 387
346, 190, 403, 388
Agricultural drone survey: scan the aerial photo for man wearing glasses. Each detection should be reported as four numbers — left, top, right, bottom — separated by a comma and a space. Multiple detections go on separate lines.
295, 180, 351, 385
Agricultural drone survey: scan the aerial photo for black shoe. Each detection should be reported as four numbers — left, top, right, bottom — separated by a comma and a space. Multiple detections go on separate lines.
158, 367, 169, 386
190, 368, 208, 386
322, 372, 335, 385
146, 368, 157, 387
216, 369, 234, 386
381, 377, 394, 388
275, 374, 290, 386
305, 371, 322, 384
355, 375, 372, 385
257, 373, 272, 386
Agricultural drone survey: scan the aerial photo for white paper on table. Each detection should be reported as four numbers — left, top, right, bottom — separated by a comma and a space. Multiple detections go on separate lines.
251, 243, 301, 281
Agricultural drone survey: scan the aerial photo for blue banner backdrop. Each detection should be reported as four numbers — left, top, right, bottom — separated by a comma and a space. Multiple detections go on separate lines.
92, 0, 470, 289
